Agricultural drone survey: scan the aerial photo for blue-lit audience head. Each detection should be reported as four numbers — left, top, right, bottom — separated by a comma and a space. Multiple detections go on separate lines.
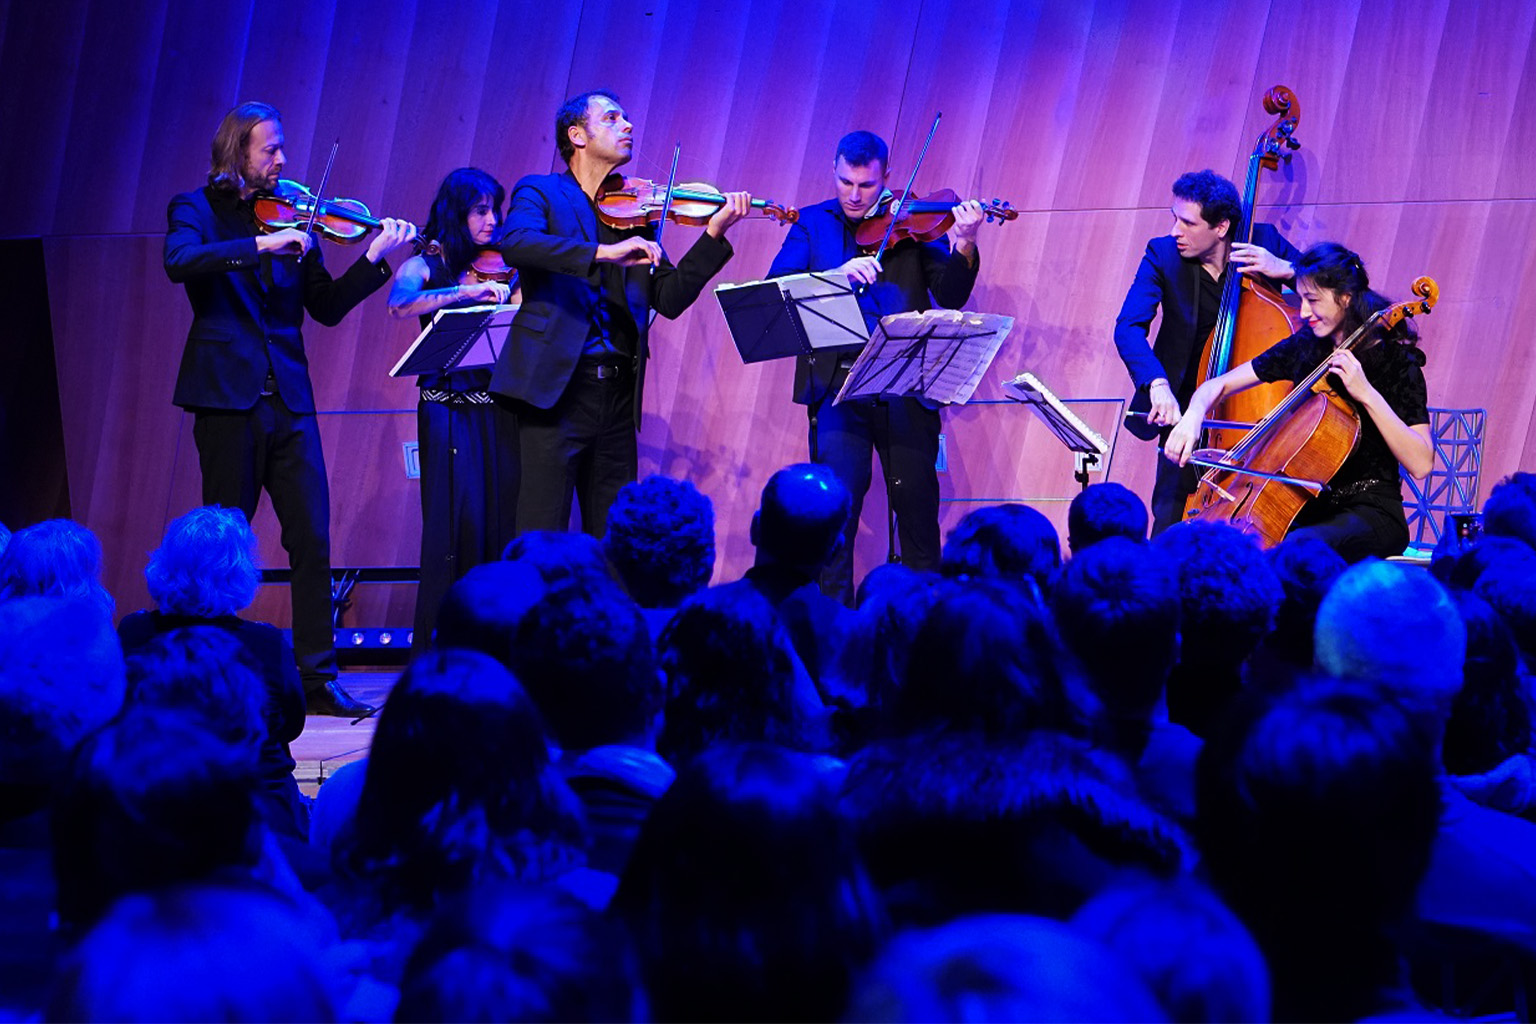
656, 585, 830, 764
433, 559, 546, 660
143, 505, 259, 617
502, 529, 619, 585
398, 882, 644, 1023
751, 462, 851, 573
899, 577, 1091, 740
1261, 532, 1347, 670
510, 574, 661, 752
1315, 559, 1466, 724
846, 914, 1166, 1023
46, 882, 337, 1023
1051, 538, 1180, 748
1442, 534, 1536, 592
0, 520, 10, 559
614, 742, 883, 1022
1474, 557, 1536, 670
1073, 875, 1269, 1024
345, 648, 584, 912
52, 707, 262, 930
836, 565, 943, 723
1442, 591, 1529, 777
1482, 471, 1536, 552
602, 474, 716, 608
1152, 521, 1282, 737
1196, 678, 1440, 1020
843, 733, 1189, 927
940, 503, 1061, 593
0, 518, 113, 615
0, 596, 125, 815
1067, 482, 1149, 553
124, 626, 266, 752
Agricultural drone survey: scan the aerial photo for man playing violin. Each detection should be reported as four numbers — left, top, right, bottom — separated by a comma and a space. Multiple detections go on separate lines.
767, 130, 984, 605
388, 168, 517, 646
164, 101, 418, 716
1114, 169, 1301, 535
491, 90, 750, 537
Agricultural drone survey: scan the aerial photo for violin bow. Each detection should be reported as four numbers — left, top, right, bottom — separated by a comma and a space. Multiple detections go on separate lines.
652, 142, 682, 275
301, 139, 341, 256
871, 111, 942, 264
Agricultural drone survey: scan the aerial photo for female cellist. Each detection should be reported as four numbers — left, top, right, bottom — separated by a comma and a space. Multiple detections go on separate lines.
1165, 243, 1434, 561
388, 168, 519, 645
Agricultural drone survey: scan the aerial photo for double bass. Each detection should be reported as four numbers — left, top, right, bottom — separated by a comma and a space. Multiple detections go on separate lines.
1183, 277, 1439, 548
1186, 86, 1305, 458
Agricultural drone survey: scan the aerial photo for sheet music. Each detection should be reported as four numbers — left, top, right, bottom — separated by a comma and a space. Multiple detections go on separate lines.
1001, 371, 1109, 455
714, 272, 867, 362
837, 309, 1013, 405
389, 303, 519, 378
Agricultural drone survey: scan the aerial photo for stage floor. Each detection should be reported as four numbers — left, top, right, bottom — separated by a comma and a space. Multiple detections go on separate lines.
291, 669, 395, 796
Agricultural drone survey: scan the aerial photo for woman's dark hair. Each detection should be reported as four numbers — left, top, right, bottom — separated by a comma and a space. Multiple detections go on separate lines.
897, 578, 1094, 741
423, 167, 505, 281
1293, 241, 1420, 346
613, 742, 884, 1021
655, 585, 830, 764
342, 649, 585, 914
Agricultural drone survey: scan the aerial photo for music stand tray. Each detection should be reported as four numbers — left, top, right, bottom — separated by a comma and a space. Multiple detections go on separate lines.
389, 303, 520, 378
1002, 371, 1111, 489
836, 309, 1013, 406
714, 272, 868, 363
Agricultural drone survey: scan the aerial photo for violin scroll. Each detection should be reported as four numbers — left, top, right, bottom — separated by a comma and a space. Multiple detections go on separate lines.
1375, 276, 1439, 333
1257, 85, 1302, 170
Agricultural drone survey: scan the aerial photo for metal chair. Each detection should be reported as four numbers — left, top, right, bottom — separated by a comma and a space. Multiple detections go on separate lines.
1402, 408, 1486, 554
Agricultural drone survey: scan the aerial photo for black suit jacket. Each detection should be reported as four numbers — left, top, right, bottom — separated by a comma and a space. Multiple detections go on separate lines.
489, 170, 733, 418
1114, 224, 1300, 438
163, 186, 392, 413
766, 198, 979, 407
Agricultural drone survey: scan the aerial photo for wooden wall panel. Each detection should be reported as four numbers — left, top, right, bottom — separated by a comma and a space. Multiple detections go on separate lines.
5, 0, 1532, 621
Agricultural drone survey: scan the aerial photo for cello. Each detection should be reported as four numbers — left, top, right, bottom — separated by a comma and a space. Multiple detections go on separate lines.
1185, 86, 1305, 460
1182, 277, 1438, 548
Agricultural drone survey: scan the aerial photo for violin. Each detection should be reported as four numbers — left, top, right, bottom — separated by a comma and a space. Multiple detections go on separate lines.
854, 190, 1018, 250
415, 238, 517, 285
595, 176, 798, 228
252, 179, 399, 244
1183, 277, 1438, 548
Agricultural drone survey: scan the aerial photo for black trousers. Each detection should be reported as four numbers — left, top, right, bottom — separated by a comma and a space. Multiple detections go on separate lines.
512, 362, 636, 538
812, 394, 942, 606
192, 394, 334, 693
1151, 452, 1200, 536
1289, 492, 1410, 562
413, 397, 520, 646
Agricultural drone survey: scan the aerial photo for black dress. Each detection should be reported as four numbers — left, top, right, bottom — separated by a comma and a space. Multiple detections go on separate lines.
1250, 331, 1430, 561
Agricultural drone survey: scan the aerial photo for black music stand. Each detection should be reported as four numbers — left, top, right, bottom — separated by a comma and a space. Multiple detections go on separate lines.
833, 309, 1014, 564
389, 303, 520, 378
836, 309, 1014, 406
714, 272, 868, 363
1002, 371, 1110, 491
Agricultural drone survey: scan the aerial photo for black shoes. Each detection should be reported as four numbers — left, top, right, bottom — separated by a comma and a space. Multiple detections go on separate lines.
305, 680, 376, 718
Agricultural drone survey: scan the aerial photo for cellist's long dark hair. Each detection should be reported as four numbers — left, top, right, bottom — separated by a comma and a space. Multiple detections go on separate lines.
1294, 242, 1419, 346
423, 168, 505, 280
